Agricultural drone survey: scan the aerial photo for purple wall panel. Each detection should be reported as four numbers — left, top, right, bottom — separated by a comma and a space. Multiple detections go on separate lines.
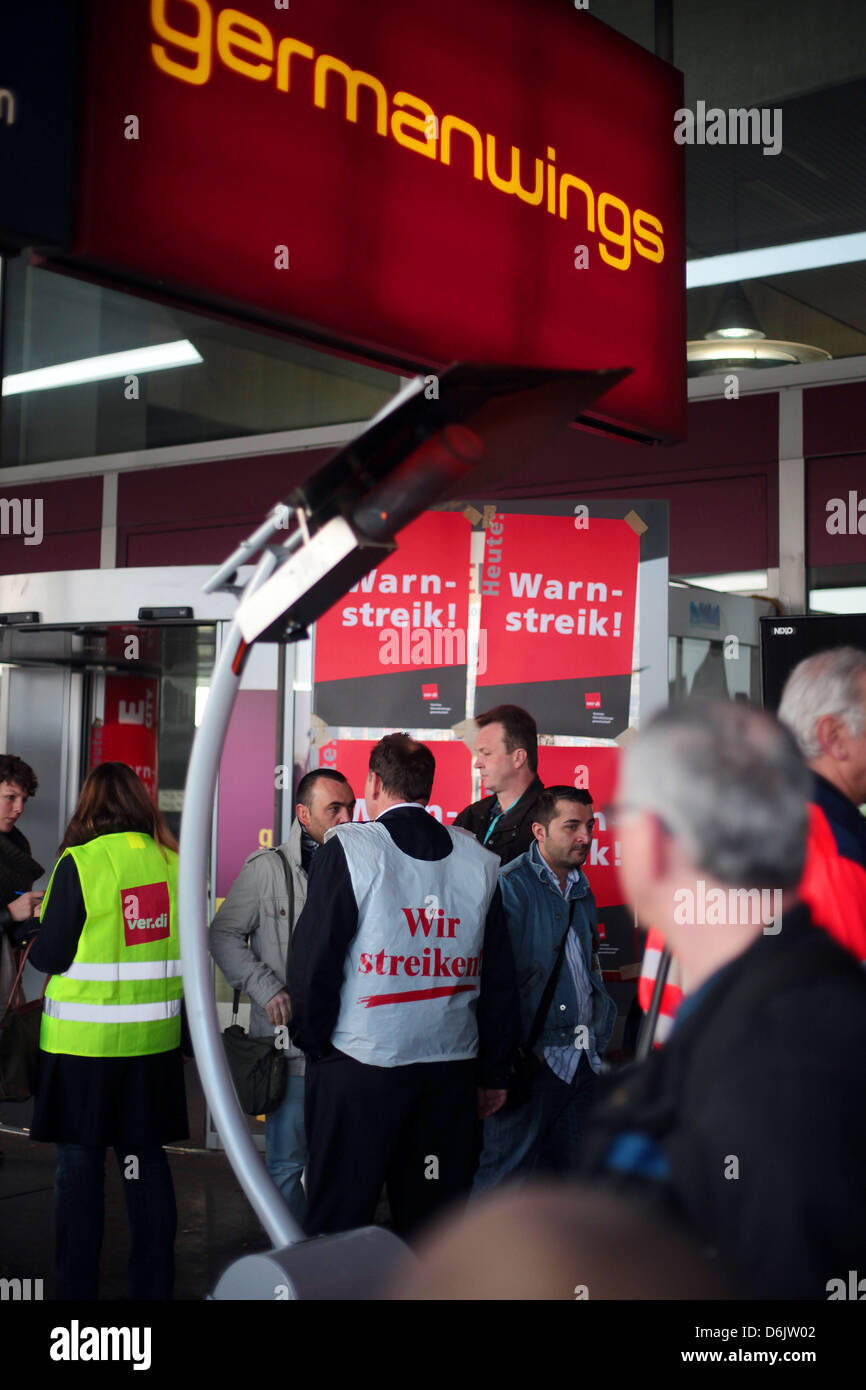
0, 476, 102, 574
116, 449, 335, 565
216, 689, 278, 900
807, 454, 866, 567
804, 382, 866, 460
3, 392, 784, 580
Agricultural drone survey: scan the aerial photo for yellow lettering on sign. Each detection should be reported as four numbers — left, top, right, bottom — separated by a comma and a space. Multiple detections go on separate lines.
216, 8, 273, 81
440, 115, 484, 181
633, 208, 664, 263
485, 134, 544, 206
275, 36, 315, 93
598, 192, 631, 271
259, 828, 273, 848
559, 174, 596, 231
391, 91, 438, 159
147, 0, 666, 268
314, 54, 388, 136
150, 0, 213, 87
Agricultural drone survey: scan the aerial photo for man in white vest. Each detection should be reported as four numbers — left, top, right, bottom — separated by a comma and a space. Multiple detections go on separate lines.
290, 733, 520, 1238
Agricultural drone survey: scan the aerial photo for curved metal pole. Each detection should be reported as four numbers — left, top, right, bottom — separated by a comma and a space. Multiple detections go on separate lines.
179, 551, 303, 1250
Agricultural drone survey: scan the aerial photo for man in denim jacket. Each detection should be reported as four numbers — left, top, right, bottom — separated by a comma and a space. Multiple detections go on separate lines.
474, 785, 616, 1190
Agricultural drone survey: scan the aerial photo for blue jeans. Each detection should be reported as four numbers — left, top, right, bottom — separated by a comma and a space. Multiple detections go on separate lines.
55, 1144, 177, 1300
473, 1053, 598, 1193
264, 1073, 307, 1225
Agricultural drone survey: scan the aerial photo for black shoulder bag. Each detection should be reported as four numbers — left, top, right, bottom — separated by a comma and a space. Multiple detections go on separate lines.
504, 902, 574, 1111
222, 848, 294, 1116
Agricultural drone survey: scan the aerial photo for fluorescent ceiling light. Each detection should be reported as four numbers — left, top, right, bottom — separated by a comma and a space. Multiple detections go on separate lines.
686, 232, 866, 289
2, 340, 203, 396
808, 587, 866, 615
194, 685, 210, 728
689, 571, 768, 592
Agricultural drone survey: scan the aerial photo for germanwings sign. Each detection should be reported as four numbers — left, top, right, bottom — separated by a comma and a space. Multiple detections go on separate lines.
70, 0, 685, 441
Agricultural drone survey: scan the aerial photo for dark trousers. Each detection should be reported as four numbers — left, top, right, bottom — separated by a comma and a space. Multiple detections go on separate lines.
473, 1053, 599, 1192
304, 1053, 478, 1240
55, 1143, 177, 1300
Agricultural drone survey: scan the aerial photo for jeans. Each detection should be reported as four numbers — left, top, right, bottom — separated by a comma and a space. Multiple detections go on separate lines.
473, 1053, 598, 1193
55, 1143, 177, 1300
264, 1073, 307, 1225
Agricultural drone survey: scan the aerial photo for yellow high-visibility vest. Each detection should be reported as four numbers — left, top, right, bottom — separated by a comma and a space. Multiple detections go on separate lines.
40, 832, 182, 1058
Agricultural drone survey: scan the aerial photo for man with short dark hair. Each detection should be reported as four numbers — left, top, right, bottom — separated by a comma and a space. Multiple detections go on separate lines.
0, 753, 44, 948
209, 767, 355, 1221
290, 732, 519, 1238
454, 705, 544, 864
474, 785, 616, 1191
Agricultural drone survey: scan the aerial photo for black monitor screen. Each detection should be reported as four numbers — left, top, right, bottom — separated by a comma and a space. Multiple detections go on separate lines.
760, 614, 866, 712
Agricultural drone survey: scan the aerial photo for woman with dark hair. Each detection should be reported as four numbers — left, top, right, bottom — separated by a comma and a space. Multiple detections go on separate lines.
29, 762, 187, 1300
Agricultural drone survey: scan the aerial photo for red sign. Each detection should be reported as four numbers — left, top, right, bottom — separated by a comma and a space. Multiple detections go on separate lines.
91, 675, 159, 801
319, 739, 472, 825
477, 512, 639, 736
536, 745, 623, 909
73, 0, 684, 441
121, 881, 171, 945
314, 511, 471, 728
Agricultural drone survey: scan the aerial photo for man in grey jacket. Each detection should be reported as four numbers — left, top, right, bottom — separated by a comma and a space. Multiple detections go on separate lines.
210, 768, 355, 1221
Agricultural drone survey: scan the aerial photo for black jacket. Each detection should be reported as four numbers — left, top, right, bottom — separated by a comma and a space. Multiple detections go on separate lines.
579, 905, 866, 1299
453, 774, 545, 866
0, 824, 44, 946
289, 806, 520, 1086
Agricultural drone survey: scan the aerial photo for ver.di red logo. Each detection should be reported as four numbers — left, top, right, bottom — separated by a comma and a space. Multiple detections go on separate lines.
422, 684, 439, 700
585, 693, 602, 709
121, 882, 170, 946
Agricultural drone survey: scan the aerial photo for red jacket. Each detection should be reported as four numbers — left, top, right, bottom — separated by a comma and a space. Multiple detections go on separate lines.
638, 775, 866, 1042
798, 801, 866, 963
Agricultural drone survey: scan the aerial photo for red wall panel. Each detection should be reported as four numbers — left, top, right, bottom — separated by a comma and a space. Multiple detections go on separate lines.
806, 454, 866, 567
449, 395, 779, 575
5, 391, 783, 580
116, 448, 334, 566
804, 382, 866, 460
0, 476, 102, 574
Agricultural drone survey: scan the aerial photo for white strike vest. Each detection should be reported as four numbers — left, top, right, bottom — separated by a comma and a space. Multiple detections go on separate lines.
329, 819, 499, 1067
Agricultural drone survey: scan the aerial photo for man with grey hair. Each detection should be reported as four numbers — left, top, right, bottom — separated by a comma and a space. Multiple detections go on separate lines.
579, 699, 866, 1299
778, 645, 866, 963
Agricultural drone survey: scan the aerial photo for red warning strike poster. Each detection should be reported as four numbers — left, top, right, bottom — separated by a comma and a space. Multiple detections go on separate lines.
477, 513, 640, 736
313, 512, 471, 729
319, 740, 472, 825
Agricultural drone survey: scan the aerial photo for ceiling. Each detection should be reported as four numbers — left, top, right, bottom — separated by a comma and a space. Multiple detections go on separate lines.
593, 0, 866, 365
5, 0, 866, 469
